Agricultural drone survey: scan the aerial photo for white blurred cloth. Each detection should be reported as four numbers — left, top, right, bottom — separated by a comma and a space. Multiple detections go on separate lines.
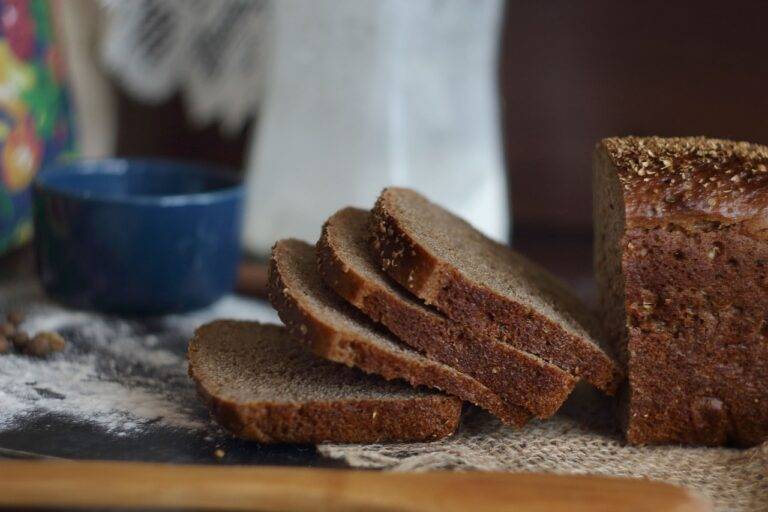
243, 0, 508, 253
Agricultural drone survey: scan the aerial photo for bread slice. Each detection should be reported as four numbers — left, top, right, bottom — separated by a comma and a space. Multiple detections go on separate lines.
268, 238, 531, 426
317, 208, 577, 418
371, 187, 623, 394
188, 320, 462, 443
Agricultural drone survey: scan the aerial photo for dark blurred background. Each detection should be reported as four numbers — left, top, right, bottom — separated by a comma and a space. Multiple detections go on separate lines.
500, 0, 768, 235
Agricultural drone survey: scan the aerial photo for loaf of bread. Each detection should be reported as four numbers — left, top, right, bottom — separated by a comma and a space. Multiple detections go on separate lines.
317, 207, 576, 418
371, 187, 623, 394
594, 136, 768, 446
268, 238, 531, 426
188, 320, 462, 443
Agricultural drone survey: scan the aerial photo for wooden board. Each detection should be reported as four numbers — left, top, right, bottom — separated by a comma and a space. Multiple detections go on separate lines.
0, 460, 711, 512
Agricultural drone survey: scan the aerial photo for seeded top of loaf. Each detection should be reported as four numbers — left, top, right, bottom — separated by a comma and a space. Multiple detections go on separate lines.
189, 320, 437, 404
598, 136, 768, 227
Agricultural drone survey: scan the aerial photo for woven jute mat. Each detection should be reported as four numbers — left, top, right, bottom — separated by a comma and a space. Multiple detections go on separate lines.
319, 386, 768, 512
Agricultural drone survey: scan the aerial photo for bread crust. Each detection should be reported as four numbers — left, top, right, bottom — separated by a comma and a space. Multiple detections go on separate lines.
599, 136, 768, 232
268, 239, 531, 427
596, 136, 768, 447
188, 321, 461, 443
317, 208, 576, 418
370, 188, 623, 394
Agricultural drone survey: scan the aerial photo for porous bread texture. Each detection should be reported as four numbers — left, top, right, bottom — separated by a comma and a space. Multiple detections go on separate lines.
595, 136, 768, 447
317, 207, 577, 418
267, 238, 531, 427
370, 187, 623, 393
188, 320, 461, 443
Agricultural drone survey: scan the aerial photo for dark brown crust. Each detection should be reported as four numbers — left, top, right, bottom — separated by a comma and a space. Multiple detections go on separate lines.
599, 136, 768, 231
317, 208, 576, 418
188, 322, 461, 444
267, 239, 530, 427
370, 189, 623, 394
597, 137, 768, 447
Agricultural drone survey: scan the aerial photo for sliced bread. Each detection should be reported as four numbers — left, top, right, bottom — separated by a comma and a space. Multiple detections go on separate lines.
268, 238, 531, 426
188, 320, 462, 443
371, 187, 623, 393
317, 207, 577, 418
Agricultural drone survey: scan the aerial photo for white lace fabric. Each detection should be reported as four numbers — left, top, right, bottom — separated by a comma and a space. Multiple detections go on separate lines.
319, 387, 768, 512
100, 0, 268, 132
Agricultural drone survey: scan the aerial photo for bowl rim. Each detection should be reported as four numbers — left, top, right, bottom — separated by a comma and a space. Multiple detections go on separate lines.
34, 158, 243, 206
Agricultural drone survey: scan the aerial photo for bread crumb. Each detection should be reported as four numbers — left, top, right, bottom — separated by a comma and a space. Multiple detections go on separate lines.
0, 322, 15, 337
10, 331, 29, 349
6, 310, 24, 326
25, 331, 66, 357
0, 336, 10, 354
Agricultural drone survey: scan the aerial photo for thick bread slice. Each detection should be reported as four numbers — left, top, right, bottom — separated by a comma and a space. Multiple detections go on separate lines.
268, 239, 531, 427
188, 320, 462, 443
371, 187, 623, 394
317, 208, 576, 418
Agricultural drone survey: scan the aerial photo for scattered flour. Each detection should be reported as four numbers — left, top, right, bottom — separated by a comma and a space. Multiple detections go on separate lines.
0, 282, 278, 435
0, 353, 201, 432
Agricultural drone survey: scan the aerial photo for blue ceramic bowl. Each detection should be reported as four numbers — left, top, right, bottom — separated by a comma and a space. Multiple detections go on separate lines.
33, 159, 243, 315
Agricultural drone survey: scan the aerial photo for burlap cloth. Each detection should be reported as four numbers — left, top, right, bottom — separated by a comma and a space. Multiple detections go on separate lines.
318, 386, 768, 511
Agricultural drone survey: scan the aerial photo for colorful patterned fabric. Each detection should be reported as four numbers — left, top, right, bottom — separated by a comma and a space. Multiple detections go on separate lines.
0, 0, 75, 253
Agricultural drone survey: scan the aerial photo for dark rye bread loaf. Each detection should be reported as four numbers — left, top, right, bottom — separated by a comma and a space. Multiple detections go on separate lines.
317, 207, 576, 418
268, 238, 531, 427
595, 136, 768, 446
371, 187, 623, 394
188, 321, 461, 443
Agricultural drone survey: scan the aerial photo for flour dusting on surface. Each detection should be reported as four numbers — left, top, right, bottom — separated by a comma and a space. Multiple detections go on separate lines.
0, 282, 278, 435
